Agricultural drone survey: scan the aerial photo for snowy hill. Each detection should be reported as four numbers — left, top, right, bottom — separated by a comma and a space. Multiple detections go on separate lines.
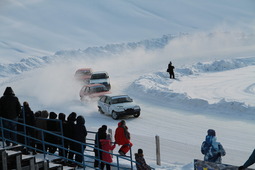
1, 0, 255, 169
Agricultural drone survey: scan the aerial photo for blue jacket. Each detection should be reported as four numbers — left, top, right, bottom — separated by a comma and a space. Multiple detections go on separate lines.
201, 135, 226, 163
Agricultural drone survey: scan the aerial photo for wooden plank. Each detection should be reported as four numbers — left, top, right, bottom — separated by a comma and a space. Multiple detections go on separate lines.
22, 154, 36, 170
0, 149, 7, 170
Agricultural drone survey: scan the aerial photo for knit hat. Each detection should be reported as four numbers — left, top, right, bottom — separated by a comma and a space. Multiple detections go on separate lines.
207, 129, 216, 136
77, 115, 85, 124
120, 120, 126, 126
102, 125, 107, 131
58, 113, 66, 121
41, 110, 49, 118
3, 87, 15, 96
138, 149, 143, 154
67, 112, 77, 121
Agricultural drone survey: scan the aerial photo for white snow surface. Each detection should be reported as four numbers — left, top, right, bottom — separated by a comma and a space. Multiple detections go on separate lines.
1, 0, 255, 169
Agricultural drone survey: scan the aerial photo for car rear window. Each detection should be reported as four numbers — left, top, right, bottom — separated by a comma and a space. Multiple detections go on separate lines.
91, 86, 108, 92
91, 73, 107, 79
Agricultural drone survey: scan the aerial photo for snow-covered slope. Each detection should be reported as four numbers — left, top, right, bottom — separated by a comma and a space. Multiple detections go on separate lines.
1, 0, 255, 62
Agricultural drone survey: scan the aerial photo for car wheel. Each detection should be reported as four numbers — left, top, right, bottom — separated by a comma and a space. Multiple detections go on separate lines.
111, 111, 119, 120
134, 112, 140, 118
98, 107, 104, 114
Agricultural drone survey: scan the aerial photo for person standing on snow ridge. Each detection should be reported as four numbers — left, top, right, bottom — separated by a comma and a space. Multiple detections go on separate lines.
167, 61, 175, 79
114, 120, 133, 156
201, 129, 226, 163
0, 87, 21, 146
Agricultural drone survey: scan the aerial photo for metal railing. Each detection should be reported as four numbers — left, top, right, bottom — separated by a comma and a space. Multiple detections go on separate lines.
0, 117, 137, 169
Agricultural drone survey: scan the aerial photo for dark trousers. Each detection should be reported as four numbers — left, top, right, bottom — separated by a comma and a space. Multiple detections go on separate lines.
170, 72, 175, 79
94, 150, 102, 167
59, 139, 68, 158
74, 143, 85, 163
101, 162, 111, 170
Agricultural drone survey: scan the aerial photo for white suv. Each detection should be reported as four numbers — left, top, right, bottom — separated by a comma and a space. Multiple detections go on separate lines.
97, 94, 141, 120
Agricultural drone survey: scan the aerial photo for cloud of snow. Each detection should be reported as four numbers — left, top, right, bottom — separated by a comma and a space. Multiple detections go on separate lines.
10, 48, 158, 107
160, 30, 255, 66
12, 63, 80, 107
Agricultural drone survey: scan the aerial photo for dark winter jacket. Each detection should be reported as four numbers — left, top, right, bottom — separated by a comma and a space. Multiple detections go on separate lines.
47, 112, 58, 132
58, 113, 67, 135
22, 102, 35, 126
65, 112, 77, 141
35, 110, 49, 130
46, 112, 59, 144
167, 63, 175, 73
74, 115, 87, 143
35, 110, 49, 140
135, 153, 151, 170
94, 126, 107, 152
0, 87, 21, 119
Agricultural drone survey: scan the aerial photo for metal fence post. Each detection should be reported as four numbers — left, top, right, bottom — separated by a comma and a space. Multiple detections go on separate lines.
108, 128, 113, 157
0, 119, 5, 147
155, 135, 161, 166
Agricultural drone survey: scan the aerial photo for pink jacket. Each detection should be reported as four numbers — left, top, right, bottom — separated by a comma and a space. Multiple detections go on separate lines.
100, 139, 116, 163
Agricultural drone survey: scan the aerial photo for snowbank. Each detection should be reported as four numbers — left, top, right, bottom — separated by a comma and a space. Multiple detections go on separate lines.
128, 57, 255, 117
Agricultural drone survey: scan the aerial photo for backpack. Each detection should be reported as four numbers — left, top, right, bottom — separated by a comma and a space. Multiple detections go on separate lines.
201, 141, 211, 154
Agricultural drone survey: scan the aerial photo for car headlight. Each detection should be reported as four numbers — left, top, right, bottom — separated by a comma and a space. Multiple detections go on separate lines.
134, 106, 140, 110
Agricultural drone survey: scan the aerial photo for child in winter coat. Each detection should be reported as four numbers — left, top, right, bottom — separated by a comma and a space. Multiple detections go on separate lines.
100, 134, 116, 170
114, 120, 133, 155
201, 129, 226, 163
135, 149, 151, 170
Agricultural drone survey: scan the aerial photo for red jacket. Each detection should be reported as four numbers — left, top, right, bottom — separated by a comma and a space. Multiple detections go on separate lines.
100, 139, 116, 163
114, 122, 130, 145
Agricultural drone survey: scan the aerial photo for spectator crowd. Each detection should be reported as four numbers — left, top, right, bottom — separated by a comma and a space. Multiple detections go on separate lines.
4, 86, 254, 169
0, 86, 152, 169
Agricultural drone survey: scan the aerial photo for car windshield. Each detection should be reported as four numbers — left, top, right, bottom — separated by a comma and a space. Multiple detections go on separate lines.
91, 73, 107, 79
111, 97, 132, 104
91, 86, 108, 93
